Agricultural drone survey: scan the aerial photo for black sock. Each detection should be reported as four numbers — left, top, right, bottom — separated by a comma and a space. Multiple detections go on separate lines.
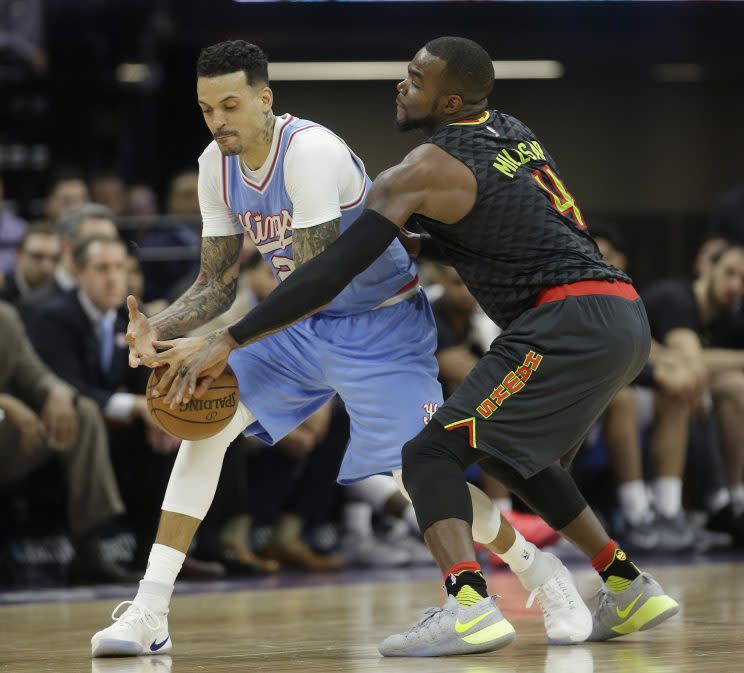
599, 548, 640, 590
444, 563, 489, 606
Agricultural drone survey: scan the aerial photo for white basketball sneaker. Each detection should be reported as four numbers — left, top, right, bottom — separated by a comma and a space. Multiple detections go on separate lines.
526, 562, 592, 644
91, 601, 172, 657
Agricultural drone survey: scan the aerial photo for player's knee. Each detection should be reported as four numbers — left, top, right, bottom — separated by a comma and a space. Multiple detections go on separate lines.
401, 433, 427, 493
468, 483, 500, 544
401, 421, 472, 495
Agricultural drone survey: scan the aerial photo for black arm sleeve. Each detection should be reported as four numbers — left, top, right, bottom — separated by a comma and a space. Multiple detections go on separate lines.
227, 209, 400, 346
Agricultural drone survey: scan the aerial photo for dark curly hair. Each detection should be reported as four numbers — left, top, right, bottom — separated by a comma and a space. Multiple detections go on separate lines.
197, 40, 269, 87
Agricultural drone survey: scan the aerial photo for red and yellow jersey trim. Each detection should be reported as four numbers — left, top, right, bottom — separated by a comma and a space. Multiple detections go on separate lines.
449, 111, 490, 126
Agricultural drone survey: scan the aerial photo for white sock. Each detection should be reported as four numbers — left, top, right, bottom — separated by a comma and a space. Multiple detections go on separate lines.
708, 488, 730, 513
731, 484, 744, 513
134, 580, 173, 615
345, 502, 373, 537
134, 543, 185, 614
652, 477, 682, 519
493, 497, 512, 512
142, 543, 185, 587
499, 530, 561, 592
498, 529, 536, 574
618, 480, 652, 525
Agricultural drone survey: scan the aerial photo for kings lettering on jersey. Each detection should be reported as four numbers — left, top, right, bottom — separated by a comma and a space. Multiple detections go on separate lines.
237, 209, 293, 253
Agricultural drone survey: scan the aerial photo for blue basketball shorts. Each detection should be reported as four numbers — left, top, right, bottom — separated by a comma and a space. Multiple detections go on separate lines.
227, 291, 443, 483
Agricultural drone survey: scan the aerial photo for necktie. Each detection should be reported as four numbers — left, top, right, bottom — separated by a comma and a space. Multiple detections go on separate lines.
98, 315, 115, 373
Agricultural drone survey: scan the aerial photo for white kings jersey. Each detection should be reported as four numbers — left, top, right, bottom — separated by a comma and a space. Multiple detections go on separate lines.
198, 113, 417, 316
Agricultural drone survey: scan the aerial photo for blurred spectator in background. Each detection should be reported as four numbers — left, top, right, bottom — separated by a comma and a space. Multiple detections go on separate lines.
46, 203, 119, 298
90, 173, 128, 217
0, 300, 132, 583
591, 222, 627, 273
694, 234, 728, 279
26, 236, 181, 568
126, 185, 159, 217
139, 170, 201, 302
642, 241, 744, 545
124, 247, 167, 316
0, 177, 28, 279
43, 172, 89, 222
710, 185, 744, 245
124, 248, 145, 307
0, 222, 59, 311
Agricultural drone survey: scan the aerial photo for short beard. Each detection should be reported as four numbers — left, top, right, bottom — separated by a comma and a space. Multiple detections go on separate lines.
218, 145, 241, 157
396, 117, 429, 132
214, 136, 241, 156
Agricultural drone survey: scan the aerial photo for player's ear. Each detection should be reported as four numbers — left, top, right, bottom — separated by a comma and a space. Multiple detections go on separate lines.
260, 86, 273, 110
444, 94, 463, 115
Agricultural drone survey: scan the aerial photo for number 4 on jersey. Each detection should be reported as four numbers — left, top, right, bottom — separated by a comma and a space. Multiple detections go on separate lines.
531, 165, 587, 230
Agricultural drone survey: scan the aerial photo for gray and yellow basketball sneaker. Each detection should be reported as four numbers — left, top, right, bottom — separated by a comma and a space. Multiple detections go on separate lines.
588, 572, 679, 641
378, 594, 516, 657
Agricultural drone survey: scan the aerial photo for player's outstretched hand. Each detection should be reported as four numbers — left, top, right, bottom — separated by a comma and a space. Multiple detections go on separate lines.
140, 329, 237, 408
125, 295, 158, 368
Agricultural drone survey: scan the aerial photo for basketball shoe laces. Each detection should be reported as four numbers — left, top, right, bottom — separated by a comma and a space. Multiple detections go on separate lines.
526, 572, 576, 629
591, 584, 612, 614
111, 601, 163, 631
401, 605, 444, 639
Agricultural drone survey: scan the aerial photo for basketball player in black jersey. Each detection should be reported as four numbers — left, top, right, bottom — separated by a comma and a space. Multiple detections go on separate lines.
149, 37, 679, 656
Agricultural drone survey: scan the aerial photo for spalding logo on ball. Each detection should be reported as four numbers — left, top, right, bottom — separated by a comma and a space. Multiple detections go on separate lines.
146, 364, 239, 440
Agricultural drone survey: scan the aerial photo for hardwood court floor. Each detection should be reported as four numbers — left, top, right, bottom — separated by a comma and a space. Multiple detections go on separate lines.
1, 562, 741, 673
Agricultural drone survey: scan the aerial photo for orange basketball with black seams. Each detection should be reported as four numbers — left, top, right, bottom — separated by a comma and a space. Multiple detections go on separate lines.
146, 364, 239, 440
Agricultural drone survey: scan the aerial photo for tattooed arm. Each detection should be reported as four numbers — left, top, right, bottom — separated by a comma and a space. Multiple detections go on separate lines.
291, 218, 341, 267
149, 234, 243, 339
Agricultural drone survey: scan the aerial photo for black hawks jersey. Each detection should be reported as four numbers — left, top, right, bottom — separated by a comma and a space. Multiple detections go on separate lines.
413, 109, 630, 328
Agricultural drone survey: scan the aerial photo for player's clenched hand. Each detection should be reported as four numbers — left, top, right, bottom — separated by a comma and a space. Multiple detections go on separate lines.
140, 329, 238, 408
125, 295, 159, 368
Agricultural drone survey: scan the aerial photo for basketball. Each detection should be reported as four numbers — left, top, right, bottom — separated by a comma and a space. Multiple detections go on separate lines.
146, 364, 239, 440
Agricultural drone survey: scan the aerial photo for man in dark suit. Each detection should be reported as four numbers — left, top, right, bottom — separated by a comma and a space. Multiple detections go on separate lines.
27, 236, 181, 567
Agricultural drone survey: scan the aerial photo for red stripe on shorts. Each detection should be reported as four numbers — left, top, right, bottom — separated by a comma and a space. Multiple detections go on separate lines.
534, 280, 638, 307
